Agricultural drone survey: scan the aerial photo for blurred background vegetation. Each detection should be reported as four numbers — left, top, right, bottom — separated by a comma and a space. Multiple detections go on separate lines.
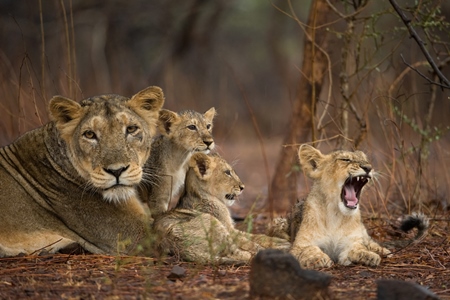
0, 0, 449, 217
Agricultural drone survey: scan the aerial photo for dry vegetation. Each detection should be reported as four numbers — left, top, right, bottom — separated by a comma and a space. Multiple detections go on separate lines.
0, 216, 449, 299
1, 0, 450, 299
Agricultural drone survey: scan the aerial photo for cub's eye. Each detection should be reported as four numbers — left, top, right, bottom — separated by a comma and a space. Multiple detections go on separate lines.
206, 124, 212, 130
127, 125, 139, 134
187, 125, 197, 131
83, 130, 97, 140
225, 170, 232, 176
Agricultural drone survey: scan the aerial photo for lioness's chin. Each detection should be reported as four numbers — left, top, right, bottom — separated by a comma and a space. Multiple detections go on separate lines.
102, 187, 136, 203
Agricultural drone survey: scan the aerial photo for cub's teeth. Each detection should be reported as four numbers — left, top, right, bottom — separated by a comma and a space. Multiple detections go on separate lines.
356, 177, 360, 181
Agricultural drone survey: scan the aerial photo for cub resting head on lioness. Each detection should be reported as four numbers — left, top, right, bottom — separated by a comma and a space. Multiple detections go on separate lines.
268, 144, 429, 269
0, 86, 164, 257
154, 153, 290, 265
139, 108, 216, 219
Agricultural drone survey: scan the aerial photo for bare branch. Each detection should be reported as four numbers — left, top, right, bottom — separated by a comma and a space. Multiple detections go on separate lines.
400, 54, 450, 89
388, 0, 450, 88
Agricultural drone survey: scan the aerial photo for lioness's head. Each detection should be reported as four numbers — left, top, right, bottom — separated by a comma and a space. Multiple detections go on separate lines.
298, 144, 373, 215
187, 153, 244, 206
158, 108, 216, 153
49, 86, 165, 203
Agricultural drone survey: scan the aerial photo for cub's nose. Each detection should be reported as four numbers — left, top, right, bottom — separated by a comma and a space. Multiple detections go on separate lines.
239, 184, 245, 191
361, 164, 372, 174
204, 140, 213, 147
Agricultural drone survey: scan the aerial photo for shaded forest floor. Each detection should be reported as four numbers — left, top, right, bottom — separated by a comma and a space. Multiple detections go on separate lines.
0, 214, 449, 299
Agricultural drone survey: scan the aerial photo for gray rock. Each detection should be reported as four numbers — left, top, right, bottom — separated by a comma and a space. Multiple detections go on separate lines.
249, 249, 331, 300
167, 265, 186, 281
377, 279, 440, 300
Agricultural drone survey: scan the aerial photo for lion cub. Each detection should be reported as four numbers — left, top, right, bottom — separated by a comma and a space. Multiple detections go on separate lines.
154, 153, 290, 265
268, 145, 428, 269
139, 108, 216, 218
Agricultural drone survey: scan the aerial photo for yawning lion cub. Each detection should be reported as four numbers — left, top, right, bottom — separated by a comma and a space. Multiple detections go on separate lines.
268, 144, 428, 269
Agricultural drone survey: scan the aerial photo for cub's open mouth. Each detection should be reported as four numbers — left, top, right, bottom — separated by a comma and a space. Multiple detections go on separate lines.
341, 175, 370, 209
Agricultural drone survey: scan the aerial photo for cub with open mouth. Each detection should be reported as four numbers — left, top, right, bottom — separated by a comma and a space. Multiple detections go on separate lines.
268, 144, 428, 269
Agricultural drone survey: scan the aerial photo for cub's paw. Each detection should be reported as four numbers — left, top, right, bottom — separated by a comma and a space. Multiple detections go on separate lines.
348, 249, 381, 267
266, 217, 290, 241
291, 248, 333, 269
380, 247, 391, 257
271, 237, 291, 251
251, 234, 291, 250
231, 249, 253, 262
367, 242, 391, 257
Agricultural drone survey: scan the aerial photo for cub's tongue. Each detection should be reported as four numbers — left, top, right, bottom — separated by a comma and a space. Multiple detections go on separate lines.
344, 185, 358, 208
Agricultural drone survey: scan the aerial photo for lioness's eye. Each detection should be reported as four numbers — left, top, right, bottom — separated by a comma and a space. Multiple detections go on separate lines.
83, 130, 96, 140
225, 170, 232, 176
127, 125, 139, 134
340, 158, 351, 162
206, 124, 212, 130
187, 125, 197, 131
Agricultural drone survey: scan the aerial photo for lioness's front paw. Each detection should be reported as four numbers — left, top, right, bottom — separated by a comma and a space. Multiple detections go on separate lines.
348, 249, 381, 267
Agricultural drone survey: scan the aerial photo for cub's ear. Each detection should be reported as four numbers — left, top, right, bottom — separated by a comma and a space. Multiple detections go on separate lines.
49, 96, 83, 140
158, 109, 181, 135
190, 153, 215, 180
298, 144, 324, 179
203, 107, 216, 124
128, 86, 165, 123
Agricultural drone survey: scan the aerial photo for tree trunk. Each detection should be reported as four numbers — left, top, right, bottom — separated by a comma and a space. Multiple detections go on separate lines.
268, 0, 333, 213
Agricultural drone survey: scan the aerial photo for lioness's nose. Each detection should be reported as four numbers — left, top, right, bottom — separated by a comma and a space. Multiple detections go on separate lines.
104, 165, 129, 179
239, 184, 245, 191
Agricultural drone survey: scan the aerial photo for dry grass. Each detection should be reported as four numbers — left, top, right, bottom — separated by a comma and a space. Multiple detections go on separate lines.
0, 215, 448, 299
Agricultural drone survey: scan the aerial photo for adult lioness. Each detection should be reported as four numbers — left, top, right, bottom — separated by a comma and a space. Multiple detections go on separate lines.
268, 144, 428, 269
0, 86, 164, 257
154, 153, 290, 265
139, 108, 216, 218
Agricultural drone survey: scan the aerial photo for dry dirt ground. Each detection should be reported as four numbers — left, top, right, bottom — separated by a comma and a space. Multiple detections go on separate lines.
0, 214, 449, 300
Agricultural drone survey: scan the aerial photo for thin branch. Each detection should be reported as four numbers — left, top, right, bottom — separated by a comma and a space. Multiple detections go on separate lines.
388, 0, 450, 88
400, 54, 450, 89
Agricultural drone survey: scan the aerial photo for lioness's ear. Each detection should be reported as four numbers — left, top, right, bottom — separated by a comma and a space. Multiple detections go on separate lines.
298, 144, 324, 179
49, 96, 82, 124
190, 153, 214, 180
158, 109, 181, 135
203, 107, 216, 124
128, 86, 165, 122
49, 96, 83, 140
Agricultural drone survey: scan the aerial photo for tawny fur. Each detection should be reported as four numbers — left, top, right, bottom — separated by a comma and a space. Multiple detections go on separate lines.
0, 86, 164, 257
153, 153, 290, 265
268, 145, 429, 269
139, 108, 216, 219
